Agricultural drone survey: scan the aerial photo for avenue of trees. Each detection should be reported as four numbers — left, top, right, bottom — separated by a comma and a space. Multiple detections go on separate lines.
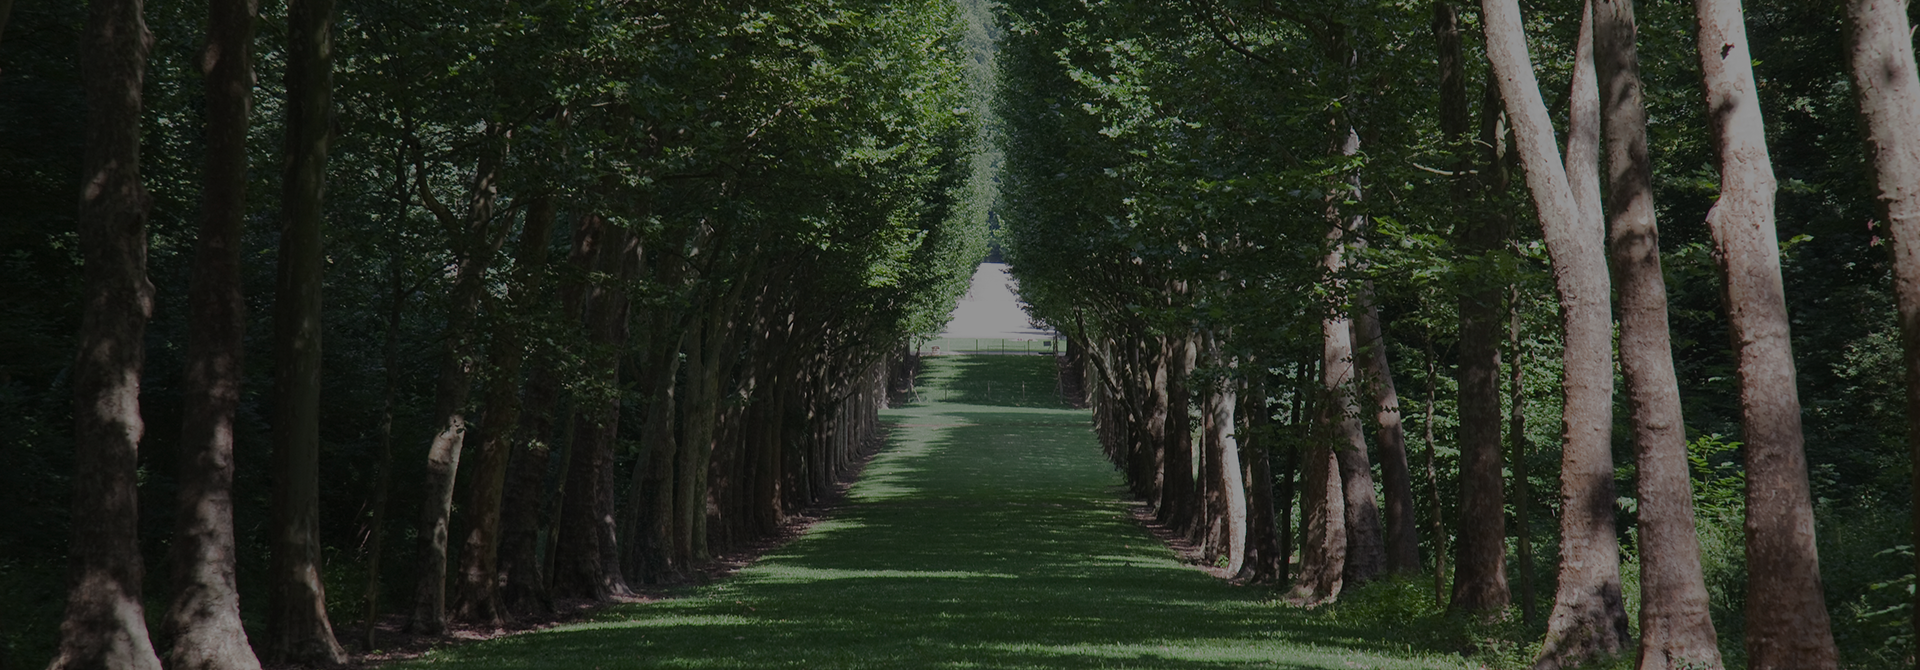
0, 0, 988, 667
1001, 0, 1917, 667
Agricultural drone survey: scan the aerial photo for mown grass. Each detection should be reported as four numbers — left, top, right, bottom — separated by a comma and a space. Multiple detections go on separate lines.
391, 356, 1469, 669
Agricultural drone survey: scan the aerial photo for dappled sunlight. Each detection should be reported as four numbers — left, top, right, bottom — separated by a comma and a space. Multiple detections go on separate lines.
539, 615, 760, 634
391, 356, 1467, 670
977, 640, 1449, 669
734, 565, 1017, 583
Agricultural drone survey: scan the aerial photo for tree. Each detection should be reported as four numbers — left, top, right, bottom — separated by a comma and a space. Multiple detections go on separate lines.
1199, 334, 1247, 574
1479, 0, 1629, 661
1354, 287, 1420, 574
1693, 0, 1840, 664
49, 0, 161, 667
408, 134, 509, 635
1321, 218, 1387, 587
453, 195, 558, 624
264, 0, 347, 661
1846, 0, 1920, 650
1597, 0, 1722, 666
1438, 0, 1511, 616
161, 0, 263, 665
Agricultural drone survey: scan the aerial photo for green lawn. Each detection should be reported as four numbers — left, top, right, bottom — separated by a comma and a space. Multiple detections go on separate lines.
392, 356, 1469, 669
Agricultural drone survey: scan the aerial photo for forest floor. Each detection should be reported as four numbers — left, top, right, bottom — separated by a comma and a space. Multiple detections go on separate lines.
382, 355, 1472, 669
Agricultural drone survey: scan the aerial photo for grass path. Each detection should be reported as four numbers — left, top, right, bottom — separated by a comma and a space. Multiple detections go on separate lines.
393, 356, 1467, 669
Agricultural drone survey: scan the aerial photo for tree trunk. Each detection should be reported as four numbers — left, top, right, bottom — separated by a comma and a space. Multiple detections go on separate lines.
1288, 418, 1347, 606
264, 0, 346, 660
499, 208, 599, 615
359, 260, 405, 649
1847, 0, 1920, 651
1354, 285, 1420, 574
409, 145, 506, 636
1154, 336, 1196, 533
1482, 0, 1630, 661
552, 219, 637, 600
677, 310, 723, 567
1320, 209, 1387, 587
1200, 336, 1247, 574
1440, 0, 1511, 616
451, 195, 556, 625
52, 1, 161, 667
1276, 362, 1307, 587
637, 325, 689, 583
1421, 333, 1447, 605
1236, 369, 1282, 584
1133, 339, 1167, 507
626, 328, 684, 583
1507, 291, 1537, 628
163, 0, 260, 666
1693, 0, 1840, 665
1600, 0, 1723, 666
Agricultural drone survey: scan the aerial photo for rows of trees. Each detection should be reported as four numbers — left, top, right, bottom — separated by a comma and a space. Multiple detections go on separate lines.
0, 0, 988, 667
1000, 0, 1916, 667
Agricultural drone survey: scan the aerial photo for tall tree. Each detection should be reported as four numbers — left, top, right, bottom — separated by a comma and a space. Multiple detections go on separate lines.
553, 217, 637, 600
1437, 0, 1510, 615
1354, 286, 1420, 573
1157, 334, 1199, 534
408, 136, 508, 636
265, 0, 347, 661
1199, 334, 1247, 574
162, 0, 262, 665
1692, 0, 1839, 665
1480, 1, 1629, 662
50, 0, 161, 668
1845, 0, 1920, 650
1289, 436, 1347, 605
1598, 0, 1723, 666
1235, 367, 1283, 584
1324, 131, 1388, 587
453, 194, 557, 624
1507, 290, 1536, 626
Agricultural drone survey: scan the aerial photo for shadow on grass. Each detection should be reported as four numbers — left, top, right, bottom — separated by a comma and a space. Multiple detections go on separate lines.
392, 357, 1465, 670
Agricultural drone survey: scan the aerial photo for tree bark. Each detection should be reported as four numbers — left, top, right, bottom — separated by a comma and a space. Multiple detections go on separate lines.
1598, 0, 1723, 666
1156, 335, 1197, 534
1320, 199, 1387, 587
163, 0, 261, 666
264, 0, 346, 660
1288, 415, 1347, 606
1200, 336, 1247, 574
625, 322, 684, 583
1236, 369, 1282, 584
408, 143, 507, 635
1354, 285, 1420, 574
553, 219, 637, 600
677, 303, 727, 568
1482, 0, 1630, 661
1692, 0, 1840, 665
635, 326, 688, 583
452, 194, 557, 625
359, 259, 405, 649
498, 208, 599, 615
1421, 333, 1447, 605
1508, 292, 1536, 628
52, 1, 161, 667
1846, 0, 1920, 651
1439, 0, 1511, 615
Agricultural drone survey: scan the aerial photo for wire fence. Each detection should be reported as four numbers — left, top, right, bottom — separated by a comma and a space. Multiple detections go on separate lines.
917, 337, 1061, 355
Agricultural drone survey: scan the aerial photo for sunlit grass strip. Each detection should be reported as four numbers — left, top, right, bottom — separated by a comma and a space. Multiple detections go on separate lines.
386, 355, 1471, 670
